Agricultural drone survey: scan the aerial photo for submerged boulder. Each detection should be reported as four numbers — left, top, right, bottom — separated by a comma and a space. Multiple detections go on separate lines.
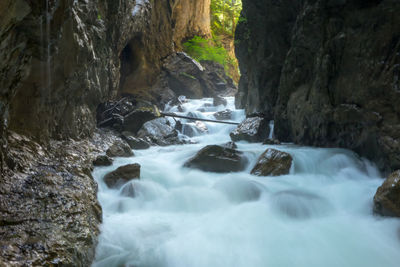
137, 118, 182, 146
93, 155, 113, 166
263, 138, 281, 145
222, 141, 238, 150
373, 170, 400, 217
103, 163, 141, 188
106, 140, 134, 157
251, 148, 292, 176
184, 145, 248, 173
271, 190, 331, 219
230, 117, 270, 143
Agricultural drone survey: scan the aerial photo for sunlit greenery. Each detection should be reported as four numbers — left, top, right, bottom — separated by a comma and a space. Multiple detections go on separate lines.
182, 1, 242, 81
183, 36, 232, 68
211, 0, 242, 37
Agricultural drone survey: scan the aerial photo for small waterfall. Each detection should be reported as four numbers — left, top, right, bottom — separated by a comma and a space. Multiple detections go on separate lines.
268, 120, 274, 139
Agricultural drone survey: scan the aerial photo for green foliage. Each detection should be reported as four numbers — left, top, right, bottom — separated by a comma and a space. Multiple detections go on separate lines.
210, 0, 242, 37
183, 36, 232, 69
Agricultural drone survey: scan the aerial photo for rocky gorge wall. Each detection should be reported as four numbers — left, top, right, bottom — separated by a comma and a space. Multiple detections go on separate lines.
236, 0, 400, 172
0, 0, 210, 265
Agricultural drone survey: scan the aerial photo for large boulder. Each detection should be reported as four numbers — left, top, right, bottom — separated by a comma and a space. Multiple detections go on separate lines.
230, 117, 270, 143
251, 148, 293, 176
103, 164, 141, 188
106, 140, 134, 157
137, 118, 182, 146
373, 170, 400, 217
122, 109, 158, 134
184, 145, 248, 173
163, 52, 207, 98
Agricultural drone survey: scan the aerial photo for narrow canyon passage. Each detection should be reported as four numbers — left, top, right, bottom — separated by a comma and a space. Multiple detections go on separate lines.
92, 97, 400, 267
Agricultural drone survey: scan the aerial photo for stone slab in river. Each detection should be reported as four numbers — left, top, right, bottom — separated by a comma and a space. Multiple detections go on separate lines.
251, 148, 293, 176
104, 164, 141, 188
184, 145, 248, 173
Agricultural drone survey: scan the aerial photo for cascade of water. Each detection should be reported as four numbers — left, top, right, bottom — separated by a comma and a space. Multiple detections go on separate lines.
92, 97, 400, 267
268, 120, 274, 139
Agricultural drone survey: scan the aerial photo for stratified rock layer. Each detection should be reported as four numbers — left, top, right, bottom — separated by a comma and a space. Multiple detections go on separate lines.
236, 0, 400, 172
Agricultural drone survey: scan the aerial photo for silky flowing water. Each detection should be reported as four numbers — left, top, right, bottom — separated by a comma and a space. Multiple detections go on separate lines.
93, 97, 400, 267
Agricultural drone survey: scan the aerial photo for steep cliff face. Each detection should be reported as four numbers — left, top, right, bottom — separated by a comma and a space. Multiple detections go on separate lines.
236, 0, 400, 172
117, 0, 212, 99
0, 0, 211, 265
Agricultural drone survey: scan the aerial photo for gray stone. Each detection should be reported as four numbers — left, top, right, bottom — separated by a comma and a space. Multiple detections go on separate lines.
251, 148, 292, 176
104, 164, 141, 188
184, 145, 248, 173
230, 117, 270, 143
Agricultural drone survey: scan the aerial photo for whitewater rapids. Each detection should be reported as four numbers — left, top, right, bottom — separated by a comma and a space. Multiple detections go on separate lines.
92, 97, 400, 267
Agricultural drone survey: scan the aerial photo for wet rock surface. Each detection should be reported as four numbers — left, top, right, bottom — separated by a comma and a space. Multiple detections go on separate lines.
104, 164, 141, 189
93, 155, 113, 166
251, 148, 293, 176
106, 140, 134, 158
222, 141, 238, 150
374, 170, 400, 217
214, 109, 232, 120
0, 129, 123, 266
230, 117, 270, 143
236, 0, 400, 171
125, 136, 151, 150
137, 118, 182, 146
184, 145, 248, 173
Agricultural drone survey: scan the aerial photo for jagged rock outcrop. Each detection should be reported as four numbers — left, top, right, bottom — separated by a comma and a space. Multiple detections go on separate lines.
236, 0, 400, 172
0, 129, 122, 266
